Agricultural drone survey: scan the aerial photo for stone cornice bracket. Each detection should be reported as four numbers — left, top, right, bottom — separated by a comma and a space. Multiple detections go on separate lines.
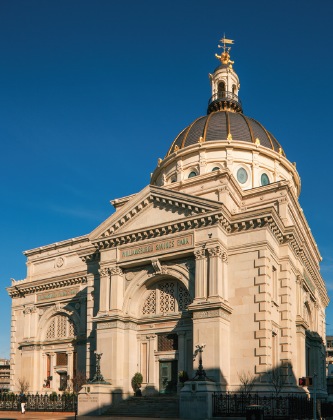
77, 246, 100, 263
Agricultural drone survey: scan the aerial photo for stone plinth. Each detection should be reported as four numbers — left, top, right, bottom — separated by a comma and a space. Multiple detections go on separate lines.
180, 380, 218, 419
78, 383, 122, 416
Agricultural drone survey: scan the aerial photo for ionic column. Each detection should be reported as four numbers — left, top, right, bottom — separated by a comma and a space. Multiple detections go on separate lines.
194, 248, 207, 300
98, 267, 110, 313
109, 267, 124, 312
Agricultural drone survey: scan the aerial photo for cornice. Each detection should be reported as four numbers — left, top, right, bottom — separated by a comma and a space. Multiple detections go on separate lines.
7, 274, 88, 298
93, 210, 223, 249
23, 235, 89, 258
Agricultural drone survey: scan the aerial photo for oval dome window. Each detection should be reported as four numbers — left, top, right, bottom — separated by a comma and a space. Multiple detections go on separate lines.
237, 167, 248, 184
261, 173, 270, 186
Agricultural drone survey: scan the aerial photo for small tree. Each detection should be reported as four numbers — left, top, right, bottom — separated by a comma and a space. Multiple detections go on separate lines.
17, 377, 29, 394
70, 371, 88, 393
270, 365, 288, 397
131, 372, 143, 396
237, 370, 256, 395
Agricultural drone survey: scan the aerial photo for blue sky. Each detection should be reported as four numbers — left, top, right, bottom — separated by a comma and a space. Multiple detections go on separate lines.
1, 0, 333, 358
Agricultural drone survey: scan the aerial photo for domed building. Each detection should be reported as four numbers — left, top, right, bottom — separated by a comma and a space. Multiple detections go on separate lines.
7, 37, 328, 403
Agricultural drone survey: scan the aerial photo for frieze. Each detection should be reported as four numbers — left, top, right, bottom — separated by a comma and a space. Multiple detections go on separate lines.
37, 287, 80, 303
193, 309, 230, 320
96, 321, 137, 330
119, 233, 193, 261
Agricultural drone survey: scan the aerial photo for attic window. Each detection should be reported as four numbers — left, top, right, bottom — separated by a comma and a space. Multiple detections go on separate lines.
188, 171, 197, 178
212, 167, 220, 172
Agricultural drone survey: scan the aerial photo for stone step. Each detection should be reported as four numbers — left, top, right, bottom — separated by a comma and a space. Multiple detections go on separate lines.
104, 395, 179, 418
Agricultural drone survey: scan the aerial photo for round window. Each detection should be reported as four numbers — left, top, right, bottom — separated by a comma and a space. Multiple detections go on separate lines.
261, 173, 270, 186
212, 167, 220, 172
237, 167, 248, 184
188, 171, 197, 178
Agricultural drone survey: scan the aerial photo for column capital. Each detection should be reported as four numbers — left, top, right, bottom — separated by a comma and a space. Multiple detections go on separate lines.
194, 248, 206, 260
110, 266, 123, 276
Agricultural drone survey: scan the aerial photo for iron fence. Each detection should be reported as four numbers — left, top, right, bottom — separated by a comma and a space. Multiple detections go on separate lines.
212, 393, 317, 419
0, 393, 77, 412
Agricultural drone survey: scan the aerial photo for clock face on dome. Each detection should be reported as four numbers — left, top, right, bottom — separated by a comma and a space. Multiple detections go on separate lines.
237, 167, 248, 184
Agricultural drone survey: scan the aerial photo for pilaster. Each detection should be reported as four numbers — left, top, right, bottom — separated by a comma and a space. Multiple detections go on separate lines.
98, 267, 110, 313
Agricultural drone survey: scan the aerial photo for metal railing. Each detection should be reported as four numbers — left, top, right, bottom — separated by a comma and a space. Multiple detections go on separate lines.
0, 393, 77, 412
212, 392, 322, 418
208, 91, 242, 107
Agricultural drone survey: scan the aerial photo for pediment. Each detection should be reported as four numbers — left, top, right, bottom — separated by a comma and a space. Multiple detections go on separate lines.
90, 185, 221, 242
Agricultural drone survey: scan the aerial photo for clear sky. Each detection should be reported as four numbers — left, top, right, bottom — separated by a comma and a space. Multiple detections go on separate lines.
1, 0, 333, 358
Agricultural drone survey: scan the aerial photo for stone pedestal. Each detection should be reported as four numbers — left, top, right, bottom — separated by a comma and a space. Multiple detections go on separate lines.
78, 383, 123, 416
180, 380, 218, 419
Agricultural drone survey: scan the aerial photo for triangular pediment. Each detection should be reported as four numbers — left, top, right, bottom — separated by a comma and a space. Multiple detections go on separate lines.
90, 185, 221, 242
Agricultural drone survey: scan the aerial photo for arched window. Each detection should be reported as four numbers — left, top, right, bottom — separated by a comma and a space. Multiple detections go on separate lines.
261, 173, 270, 186
212, 166, 220, 172
142, 281, 192, 316
188, 171, 197, 178
218, 81, 225, 97
45, 315, 77, 340
232, 84, 236, 95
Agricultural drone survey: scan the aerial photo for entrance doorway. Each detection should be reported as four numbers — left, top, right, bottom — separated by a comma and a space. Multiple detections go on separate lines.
159, 360, 178, 394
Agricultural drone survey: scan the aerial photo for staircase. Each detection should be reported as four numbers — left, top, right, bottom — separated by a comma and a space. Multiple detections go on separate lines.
103, 394, 179, 418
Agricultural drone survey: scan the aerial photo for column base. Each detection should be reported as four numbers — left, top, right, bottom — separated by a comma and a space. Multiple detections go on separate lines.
78, 383, 123, 416
180, 380, 218, 419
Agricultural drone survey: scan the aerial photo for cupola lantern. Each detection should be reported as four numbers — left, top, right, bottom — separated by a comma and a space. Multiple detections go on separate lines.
208, 36, 242, 114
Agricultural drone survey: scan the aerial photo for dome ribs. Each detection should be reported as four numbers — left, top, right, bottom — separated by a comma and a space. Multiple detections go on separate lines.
182, 116, 206, 148
205, 111, 227, 141
165, 111, 284, 155
229, 112, 252, 143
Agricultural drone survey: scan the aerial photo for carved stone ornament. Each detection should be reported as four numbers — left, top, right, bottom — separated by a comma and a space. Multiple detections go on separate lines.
55, 257, 64, 268
194, 248, 206, 260
99, 267, 110, 277
110, 267, 123, 276
207, 246, 223, 258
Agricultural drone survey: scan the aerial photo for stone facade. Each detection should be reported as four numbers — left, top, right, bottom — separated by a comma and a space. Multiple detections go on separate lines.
7, 38, 329, 399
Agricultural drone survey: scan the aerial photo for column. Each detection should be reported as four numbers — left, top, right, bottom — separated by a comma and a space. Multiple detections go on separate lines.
178, 332, 186, 373
50, 352, 55, 389
67, 351, 74, 381
109, 267, 124, 312
207, 245, 227, 299
147, 335, 156, 386
86, 273, 95, 379
194, 248, 207, 301
98, 267, 110, 313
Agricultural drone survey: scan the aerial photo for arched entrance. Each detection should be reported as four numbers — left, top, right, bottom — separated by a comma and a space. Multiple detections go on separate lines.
137, 276, 193, 393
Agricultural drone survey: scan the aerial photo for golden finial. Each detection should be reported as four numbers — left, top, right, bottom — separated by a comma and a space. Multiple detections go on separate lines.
227, 133, 233, 141
215, 35, 234, 66
158, 158, 162, 165
198, 136, 204, 143
255, 138, 260, 146
278, 147, 283, 155
174, 145, 179, 152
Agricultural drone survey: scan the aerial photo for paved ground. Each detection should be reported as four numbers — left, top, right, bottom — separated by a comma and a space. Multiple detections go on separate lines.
0, 413, 181, 420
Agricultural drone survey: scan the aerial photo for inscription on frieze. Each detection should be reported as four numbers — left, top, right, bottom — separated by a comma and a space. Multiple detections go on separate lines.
119, 234, 193, 261
37, 287, 80, 303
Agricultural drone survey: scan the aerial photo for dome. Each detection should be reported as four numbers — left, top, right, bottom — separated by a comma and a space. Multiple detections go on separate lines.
166, 110, 285, 157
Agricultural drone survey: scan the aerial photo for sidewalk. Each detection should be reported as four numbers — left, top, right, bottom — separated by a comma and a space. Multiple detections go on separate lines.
0, 413, 181, 420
